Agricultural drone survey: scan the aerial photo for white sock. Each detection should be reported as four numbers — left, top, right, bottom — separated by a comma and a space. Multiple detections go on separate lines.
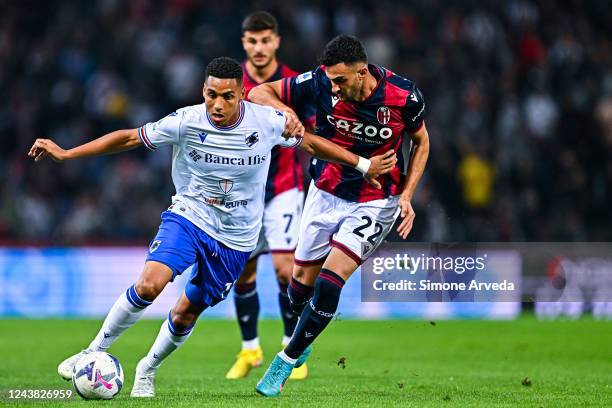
281, 335, 292, 347
278, 350, 297, 365
89, 285, 151, 351
242, 338, 260, 350
144, 318, 193, 370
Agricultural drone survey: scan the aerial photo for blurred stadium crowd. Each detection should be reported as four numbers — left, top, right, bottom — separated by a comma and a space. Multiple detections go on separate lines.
1, 0, 610, 244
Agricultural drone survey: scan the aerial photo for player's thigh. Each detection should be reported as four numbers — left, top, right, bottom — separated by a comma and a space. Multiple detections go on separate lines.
137, 211, 201, 300
294, 184, 339, 264
321, 247, 360, 282
185, 233, 251, 308
134, 261, 174, 301
262, 188, 303, 252
332, 199, 400, 266
235, 257, 258, 285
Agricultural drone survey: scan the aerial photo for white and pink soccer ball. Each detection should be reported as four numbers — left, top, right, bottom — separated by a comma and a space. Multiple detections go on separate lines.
72, 351, 124, 400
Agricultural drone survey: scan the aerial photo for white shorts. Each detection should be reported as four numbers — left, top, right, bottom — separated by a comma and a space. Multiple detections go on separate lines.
250, 187, 304, 259
295, 182, 400, 265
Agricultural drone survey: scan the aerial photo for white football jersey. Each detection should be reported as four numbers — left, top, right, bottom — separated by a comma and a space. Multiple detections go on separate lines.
138, 101, 300, 252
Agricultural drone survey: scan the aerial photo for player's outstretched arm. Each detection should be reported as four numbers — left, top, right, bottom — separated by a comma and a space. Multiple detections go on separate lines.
299, 132, 397, 189
28, 129, 142, 163
397, 124, 430, 239
249, 80, 289, 112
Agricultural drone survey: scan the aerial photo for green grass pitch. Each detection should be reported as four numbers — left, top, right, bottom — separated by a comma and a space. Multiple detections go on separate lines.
0, 316, 610, 407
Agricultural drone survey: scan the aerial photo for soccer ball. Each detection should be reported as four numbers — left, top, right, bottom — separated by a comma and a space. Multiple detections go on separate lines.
72, 351, 124, 400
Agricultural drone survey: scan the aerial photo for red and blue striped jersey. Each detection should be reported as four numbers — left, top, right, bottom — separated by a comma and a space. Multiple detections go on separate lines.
280, 64, 425, 203
243, 62, 312, 202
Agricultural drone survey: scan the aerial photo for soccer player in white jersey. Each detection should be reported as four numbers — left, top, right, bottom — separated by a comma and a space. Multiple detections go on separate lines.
28, 57, 397, 398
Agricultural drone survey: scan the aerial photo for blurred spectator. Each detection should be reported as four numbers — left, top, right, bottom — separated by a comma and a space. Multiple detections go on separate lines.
458, 151, 495, 209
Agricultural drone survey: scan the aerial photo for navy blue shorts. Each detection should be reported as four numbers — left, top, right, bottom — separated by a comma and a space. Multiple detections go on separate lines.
146, 211, 251, 307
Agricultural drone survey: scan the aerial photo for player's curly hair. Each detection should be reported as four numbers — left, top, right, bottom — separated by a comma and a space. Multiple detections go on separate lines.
320, 35, 368, 66
242, 11, 278, 33
205, 57, 243, 83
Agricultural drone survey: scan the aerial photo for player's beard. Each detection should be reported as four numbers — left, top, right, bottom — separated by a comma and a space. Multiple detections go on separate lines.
344, 78, 364, 102
341, 87, 358, 102
250, 54, 273, 70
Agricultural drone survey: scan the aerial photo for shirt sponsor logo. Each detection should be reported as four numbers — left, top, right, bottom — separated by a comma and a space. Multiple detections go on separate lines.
204, 196, 248, 209
189, 149, 202, 162
203, 153, 266, 165
326, 115, 393, 140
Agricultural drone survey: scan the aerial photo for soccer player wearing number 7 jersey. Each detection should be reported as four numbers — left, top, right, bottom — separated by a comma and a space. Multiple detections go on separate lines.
226, 11, 316, 381
249, 36, 430, 397
28, 57, 397, 398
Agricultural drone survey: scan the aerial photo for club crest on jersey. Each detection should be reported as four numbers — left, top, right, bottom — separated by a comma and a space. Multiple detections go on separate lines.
245, 131, 259, 148
377, 106, 391, 125
198, 131, 208, 143
218, 179, 234, 194
149, 240, 162, 253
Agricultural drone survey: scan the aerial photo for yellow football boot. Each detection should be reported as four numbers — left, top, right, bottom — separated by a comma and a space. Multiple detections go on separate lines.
225, 347, 264, 379
289, 362, 308, 380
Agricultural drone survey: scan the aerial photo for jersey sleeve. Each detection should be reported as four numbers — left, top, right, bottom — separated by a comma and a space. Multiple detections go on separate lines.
402, 85, 426, 134
269, 108, 302, 149
138, 110, 184, 151
280, 68, 321, 110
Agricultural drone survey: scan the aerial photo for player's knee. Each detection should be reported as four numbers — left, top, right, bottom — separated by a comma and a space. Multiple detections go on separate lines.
287, 275, 314, 314
136, 262, 173, 301
275, 263, 292, 285
293, 265, 305, 279
170, 309, 197, 331
134, 279, 161, 302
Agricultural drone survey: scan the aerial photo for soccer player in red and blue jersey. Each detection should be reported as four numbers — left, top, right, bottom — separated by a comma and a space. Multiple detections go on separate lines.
226, 11, 314, 381
250, 35, 430, 397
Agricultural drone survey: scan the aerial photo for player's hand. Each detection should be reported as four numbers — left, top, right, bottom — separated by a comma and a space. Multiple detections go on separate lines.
282, 109, 305, 139
364, 150, 397, 188
396, 196, 415, 239
28, 138, 68, 162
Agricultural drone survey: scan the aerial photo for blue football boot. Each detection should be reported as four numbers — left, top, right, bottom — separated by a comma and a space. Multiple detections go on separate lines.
295, 345, 312, 368
255, 354, 294, 397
